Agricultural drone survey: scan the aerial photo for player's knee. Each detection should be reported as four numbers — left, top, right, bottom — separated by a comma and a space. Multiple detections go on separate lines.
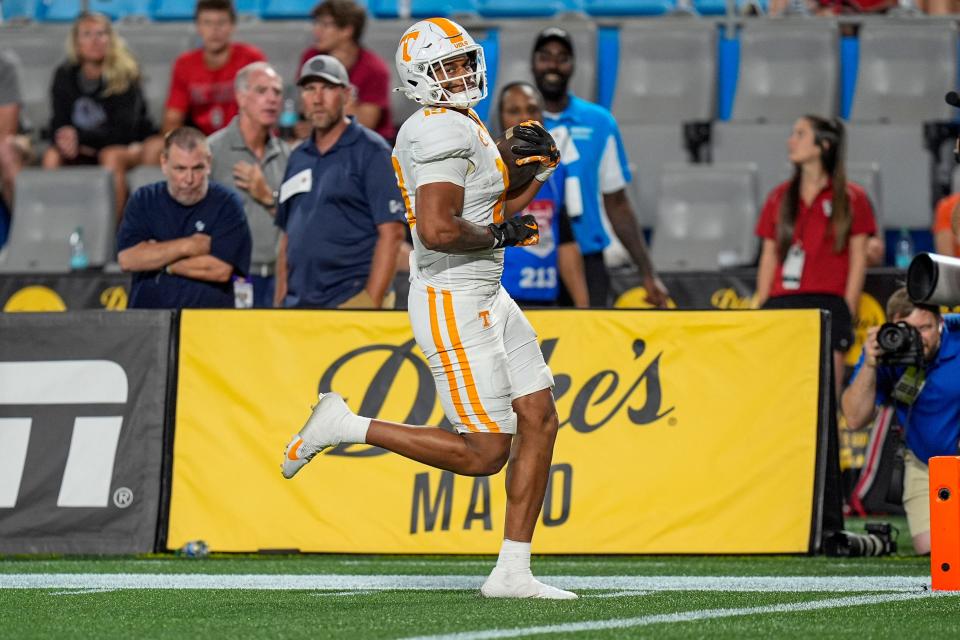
461, 446, 509, 477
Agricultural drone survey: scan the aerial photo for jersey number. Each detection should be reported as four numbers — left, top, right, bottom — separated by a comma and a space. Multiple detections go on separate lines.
519, 267, 557, 290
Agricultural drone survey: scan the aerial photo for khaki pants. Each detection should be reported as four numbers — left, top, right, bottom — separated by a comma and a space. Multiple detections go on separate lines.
902, 451, 930, 538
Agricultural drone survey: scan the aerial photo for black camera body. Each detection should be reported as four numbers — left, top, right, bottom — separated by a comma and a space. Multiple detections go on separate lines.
876, 322, 924, 367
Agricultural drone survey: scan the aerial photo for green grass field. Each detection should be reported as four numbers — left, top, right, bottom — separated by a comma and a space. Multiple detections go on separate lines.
1, 517, 957, 639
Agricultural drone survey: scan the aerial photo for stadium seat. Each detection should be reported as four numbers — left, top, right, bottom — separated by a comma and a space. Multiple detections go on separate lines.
850, 22, 957, 123
583, 0, 674, 15
259, 0, 319, 19
0, 168, 115, 272
711, 122, 793, 205
846, 124, 932, 229
622, 124, 689, 227
235, 21, 312, 92
475, 0, 582, 17
612, 20, 715, 125
126, 166, 165, 196
732, 21, 839, 122
366, 0, 475, 18
492, 18, 596, 116
116, 23, 194, 125
2, 26, 72, 135
364, 20, 428, 131
0, 0, 39, 21
36, 0, 151, 21
847, 162, 883, 228
651, 162, 759, 270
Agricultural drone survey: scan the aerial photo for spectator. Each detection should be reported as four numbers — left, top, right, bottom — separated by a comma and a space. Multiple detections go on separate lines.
275, 55, 405, 309
298, 0, 393, 142
143, 0, 266, 163
531, 27, 667, 308
755, 116, 876, 397
497, 81, 588, 308
842, 288, 960, 555
117, 127, 252, 309
42, 12, 154, 220
0, 50, 30, 217
932, 192, 960, 258
208, 62, 290, 308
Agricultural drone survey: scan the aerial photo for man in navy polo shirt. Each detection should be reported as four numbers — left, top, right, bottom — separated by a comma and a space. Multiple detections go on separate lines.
531, 27, 668, 308
274, 54, 405, 309
117, 126, 252, 308
842, 288, 960, 555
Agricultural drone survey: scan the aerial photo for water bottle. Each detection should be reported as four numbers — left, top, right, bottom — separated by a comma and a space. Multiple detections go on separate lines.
279, 98, 298, 140
69, 226, 89, 271
177, 540, 209, 558
894, 228, 914, 270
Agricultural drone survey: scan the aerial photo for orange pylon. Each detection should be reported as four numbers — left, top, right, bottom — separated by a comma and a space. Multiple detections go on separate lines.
930, 456, 960, 591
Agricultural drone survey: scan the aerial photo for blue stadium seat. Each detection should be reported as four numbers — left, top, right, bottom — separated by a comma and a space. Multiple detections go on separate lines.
1, 0, 40, 21
260, 0, 321, 19
583, 0, 674, 15
37, 0, 151, 21
152, 0, 258, 20
476, 0, 581, 16
367, 0, 473, 18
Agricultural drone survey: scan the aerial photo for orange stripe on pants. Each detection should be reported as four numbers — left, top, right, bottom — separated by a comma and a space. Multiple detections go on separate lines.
441, 289, 501, 433
427, 286, 478, 432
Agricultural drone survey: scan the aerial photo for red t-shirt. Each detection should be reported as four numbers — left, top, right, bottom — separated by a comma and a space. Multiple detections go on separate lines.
755, 180, 877, 298
933, 193, 960, 257
166, 43, 266, 135
299, 46, 394, 141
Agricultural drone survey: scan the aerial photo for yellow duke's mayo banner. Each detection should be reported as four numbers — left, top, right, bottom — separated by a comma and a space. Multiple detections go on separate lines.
169, 309, 823, 554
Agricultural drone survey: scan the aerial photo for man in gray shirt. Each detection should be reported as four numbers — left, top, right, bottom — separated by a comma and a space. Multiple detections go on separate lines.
208, 61, 290, 307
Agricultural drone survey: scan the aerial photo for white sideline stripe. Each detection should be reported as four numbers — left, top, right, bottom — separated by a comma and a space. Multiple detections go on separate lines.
49, 588, 117, 596
0, 574, 931, 592
589, 590, 650, 599
401, 592, 933, 640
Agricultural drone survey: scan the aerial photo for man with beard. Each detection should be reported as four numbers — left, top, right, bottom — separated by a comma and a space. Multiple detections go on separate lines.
842, 288, 960, 555
117, 126, 252, 308
273, 54, 405, 309
531, 27, 668, 308
143, 0, 266, 163
208, 62, 291, 308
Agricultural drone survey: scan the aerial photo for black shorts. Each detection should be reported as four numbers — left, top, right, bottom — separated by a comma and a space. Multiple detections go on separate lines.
762, 293, 853, 353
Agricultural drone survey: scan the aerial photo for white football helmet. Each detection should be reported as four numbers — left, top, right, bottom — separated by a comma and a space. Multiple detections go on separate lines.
395, 18, 487, 109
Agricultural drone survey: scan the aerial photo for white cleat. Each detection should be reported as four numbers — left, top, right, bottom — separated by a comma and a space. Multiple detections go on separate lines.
281, 392, 351, 479
480, 567, 578, 600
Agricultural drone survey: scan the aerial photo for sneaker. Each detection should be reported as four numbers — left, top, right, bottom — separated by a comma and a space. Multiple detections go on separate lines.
281, 392, 350, 479
480, 566, 578, 599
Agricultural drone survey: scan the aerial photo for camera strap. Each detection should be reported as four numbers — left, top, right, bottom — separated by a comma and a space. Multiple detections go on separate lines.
892, 366, 925, 406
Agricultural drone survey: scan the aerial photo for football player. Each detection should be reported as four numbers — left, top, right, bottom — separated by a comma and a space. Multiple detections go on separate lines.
281, 17, 573, 599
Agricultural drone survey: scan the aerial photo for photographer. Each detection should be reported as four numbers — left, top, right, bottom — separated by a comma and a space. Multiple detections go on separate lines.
841, 288, 960, 555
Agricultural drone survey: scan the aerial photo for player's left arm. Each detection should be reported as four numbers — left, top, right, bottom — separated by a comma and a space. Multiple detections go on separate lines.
364, 221, 406, 307
505, 121, 560, 215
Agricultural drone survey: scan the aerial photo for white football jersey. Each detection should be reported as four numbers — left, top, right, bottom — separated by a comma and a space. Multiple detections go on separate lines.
392, 107, 509, 293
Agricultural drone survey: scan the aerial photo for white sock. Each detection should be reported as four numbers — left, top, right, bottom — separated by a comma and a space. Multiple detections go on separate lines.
495, 539, 531, 572
341, 414, 370, 444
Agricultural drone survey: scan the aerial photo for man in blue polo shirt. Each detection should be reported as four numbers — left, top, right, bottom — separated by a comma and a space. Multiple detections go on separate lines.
117, 126, 252, 308
842, 288, 960, 555
274, 54, 405, 309
531, 27, 667, 309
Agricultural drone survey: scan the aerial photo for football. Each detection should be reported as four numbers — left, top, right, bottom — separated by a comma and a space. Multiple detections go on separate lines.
496, 126, 541, 196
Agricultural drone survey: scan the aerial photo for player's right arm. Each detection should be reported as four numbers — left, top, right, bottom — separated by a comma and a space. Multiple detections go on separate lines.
416, 181, 495, 251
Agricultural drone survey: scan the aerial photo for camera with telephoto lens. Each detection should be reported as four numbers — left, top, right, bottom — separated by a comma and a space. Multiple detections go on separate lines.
823, 522, 898, 557
876, 322, 924, 367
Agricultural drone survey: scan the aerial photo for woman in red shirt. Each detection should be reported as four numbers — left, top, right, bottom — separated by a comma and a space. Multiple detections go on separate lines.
755, 115, 876, 392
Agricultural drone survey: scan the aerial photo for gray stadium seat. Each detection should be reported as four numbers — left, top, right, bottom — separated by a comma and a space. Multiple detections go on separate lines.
126, 166, 165, 196
732, 21, 839, 123
234, 21, 313, 94
612, 20, 716, 125
651, 162, 759, 271
116, 23, 195, 126
1, 24, 72, 135
850, 21, 957, 123
490, 18, 596, 125
846, 124, 931, 228
621, 124, 689, 227
0, 168, 115, 272
846, 162, 883, 228
711, 122, 793, 206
